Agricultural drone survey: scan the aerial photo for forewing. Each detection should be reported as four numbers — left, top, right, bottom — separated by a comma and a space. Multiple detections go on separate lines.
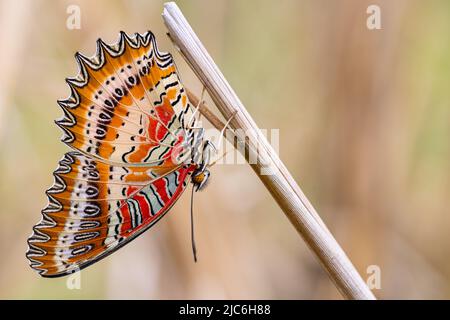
56, 31, 193, 166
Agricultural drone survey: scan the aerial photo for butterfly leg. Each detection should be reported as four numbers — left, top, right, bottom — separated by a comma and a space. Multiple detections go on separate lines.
200, 111, 238, 168
199, 140, 217, 171
207, 148, 232, 168
188, 86, 206, 128
215, 111, 238, 153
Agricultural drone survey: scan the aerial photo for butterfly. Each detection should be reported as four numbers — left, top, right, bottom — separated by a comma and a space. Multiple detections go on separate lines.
26, 31, 215, 277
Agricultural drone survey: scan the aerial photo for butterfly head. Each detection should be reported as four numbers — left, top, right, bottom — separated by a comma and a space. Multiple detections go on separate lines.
191, 168, 211, 191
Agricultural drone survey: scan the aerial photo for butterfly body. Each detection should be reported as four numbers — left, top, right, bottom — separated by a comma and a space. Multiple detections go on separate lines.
26, 31, 213, 277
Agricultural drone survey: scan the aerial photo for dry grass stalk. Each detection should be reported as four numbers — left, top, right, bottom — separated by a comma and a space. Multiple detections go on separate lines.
162, 1, 376, 300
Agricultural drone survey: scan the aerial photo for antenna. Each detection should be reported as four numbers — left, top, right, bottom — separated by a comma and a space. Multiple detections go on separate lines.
190, 185, 198, 262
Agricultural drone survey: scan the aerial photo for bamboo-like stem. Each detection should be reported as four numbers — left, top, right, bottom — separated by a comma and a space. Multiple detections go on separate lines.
163, 2, 376, 300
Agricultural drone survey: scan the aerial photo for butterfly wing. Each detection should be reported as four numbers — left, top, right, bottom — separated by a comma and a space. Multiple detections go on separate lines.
27, 152, 195, 277
56, 31, 192, 165
26, 31, 196, 277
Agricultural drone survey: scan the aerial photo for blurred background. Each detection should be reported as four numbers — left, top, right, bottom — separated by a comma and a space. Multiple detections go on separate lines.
0, 0, 449, 299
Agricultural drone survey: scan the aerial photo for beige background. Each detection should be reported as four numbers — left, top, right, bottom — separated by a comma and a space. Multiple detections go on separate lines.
0, 0, 449, 299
